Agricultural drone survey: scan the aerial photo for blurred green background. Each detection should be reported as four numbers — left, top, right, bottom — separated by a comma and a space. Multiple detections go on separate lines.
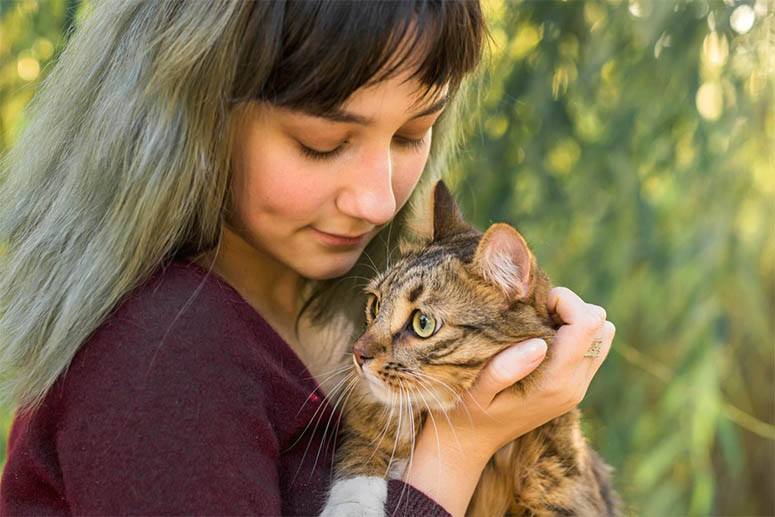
0, 0, 772, 515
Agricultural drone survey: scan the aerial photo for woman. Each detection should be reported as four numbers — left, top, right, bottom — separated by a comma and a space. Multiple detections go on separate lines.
0, 1, 614, 515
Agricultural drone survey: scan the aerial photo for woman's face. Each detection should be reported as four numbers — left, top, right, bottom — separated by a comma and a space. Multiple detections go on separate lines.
225, 70, 448, 280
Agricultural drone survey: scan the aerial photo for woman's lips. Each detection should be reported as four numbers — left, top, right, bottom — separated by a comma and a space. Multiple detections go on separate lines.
311, 227, 369, 247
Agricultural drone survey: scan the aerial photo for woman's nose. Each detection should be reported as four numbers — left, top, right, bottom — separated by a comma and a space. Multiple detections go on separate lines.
336, 149, 397, 226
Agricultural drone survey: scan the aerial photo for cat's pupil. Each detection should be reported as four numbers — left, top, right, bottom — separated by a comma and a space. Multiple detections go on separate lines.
418, 315, 428, 329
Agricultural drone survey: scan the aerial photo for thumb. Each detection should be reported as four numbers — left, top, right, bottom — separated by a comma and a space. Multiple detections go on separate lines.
467, 339, 547, 406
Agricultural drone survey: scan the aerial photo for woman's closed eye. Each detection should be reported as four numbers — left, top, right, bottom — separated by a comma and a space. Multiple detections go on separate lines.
298, 134, 429, 161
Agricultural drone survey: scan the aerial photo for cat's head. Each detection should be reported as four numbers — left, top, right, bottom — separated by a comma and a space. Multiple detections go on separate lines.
352, 180, 556, 410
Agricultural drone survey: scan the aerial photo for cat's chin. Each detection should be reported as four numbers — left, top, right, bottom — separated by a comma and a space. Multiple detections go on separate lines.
360, 370, 458, 412
359, 370, 394, 405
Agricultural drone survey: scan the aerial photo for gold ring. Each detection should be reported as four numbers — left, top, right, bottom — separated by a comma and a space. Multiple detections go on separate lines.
584, 339, 603, 358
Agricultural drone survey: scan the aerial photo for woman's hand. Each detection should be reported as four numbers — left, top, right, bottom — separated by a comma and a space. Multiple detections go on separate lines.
402, 286, 615, 517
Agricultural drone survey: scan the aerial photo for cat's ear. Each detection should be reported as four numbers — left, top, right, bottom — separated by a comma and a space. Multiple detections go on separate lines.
399, 180, 470, 254
398, 236, 423, 256
474, 223, 533, 300
432, 180, 471, 241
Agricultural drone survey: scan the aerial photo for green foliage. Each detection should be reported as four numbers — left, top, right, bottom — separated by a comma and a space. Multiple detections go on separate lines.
0, 0, 82, 148
0, 0, 772, 514
453, 0, 774, 515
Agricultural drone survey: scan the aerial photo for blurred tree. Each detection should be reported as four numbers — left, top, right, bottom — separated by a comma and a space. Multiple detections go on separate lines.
453, 0, 774, 515
1, 0, 773, 515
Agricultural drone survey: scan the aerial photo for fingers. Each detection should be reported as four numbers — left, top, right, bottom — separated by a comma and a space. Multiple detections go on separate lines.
466, 287, 613, 415
559, 319, 615, 407
549, 287, 606, 329
583, 320, 615, 375
549, 287, 609, 362
467, 338, 547, 407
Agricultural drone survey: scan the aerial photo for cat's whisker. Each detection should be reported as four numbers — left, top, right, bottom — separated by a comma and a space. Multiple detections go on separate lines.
412, 374, 462, 457
306, 364, 354, 389
412, 378, 443, 485
360, 250, 381, 278
392, 379, 414, 517
411, 371, 468, 449
339, 274, 375, 290
301, 362, 352, 382
314, 376, 359, 479
296, 366, 353, 417
384, 220, 394, 271
410, 378, 439, 436
365, 386, 396, 465
412, 370, 467, 409
289, 371, 355, 484
327, 377, 367, 482
421, 369, 490, 419
405, 381, 417, 477
421, 368, 491, 417
291, 371, 353, 457
407, 374, 456, 428
293, 368, 352, 425
313, 372, 357, 470
364, 394, 393, 448
384, 379, 405, 479
350, 281, 371, 292
358, 261, 379, 280
341, 274, 373, 283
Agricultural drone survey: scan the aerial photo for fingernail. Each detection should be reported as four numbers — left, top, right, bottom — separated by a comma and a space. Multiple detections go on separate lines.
502, 339, 546, 368
522, 338, 547, 362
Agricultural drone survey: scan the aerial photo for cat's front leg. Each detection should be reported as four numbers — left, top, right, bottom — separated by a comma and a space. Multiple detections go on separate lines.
319, 392, 411, 517
320, 476, 388, 517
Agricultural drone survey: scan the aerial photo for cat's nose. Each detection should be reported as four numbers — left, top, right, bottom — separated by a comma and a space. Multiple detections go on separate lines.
353, 349, 374, 367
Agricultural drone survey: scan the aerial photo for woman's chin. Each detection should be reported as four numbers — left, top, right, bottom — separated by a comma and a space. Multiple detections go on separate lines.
297, 255, 361, 280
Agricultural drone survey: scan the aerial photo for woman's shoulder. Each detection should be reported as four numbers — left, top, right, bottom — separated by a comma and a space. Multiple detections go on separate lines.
58, 258, 318, 418
59, 260, 263, 404
0, 259, 316, 515
69, 260, 246, 372
66, 259, 297, 388
0, 259, 335, 514
111, 258, 254, 340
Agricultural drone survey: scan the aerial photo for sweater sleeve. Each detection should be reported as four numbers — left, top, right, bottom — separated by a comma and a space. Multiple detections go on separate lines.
55, 308, 282, 515
385, 479, 452, 516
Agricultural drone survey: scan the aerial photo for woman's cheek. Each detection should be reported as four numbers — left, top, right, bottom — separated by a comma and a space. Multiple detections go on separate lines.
245, 148, 327, 220
394, 138, 432, 211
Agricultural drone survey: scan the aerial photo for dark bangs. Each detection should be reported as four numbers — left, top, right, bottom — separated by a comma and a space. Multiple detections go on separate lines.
231, 0, 485, 114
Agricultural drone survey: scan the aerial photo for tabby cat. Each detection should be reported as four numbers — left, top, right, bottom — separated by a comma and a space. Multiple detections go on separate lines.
320, 181, 620, 517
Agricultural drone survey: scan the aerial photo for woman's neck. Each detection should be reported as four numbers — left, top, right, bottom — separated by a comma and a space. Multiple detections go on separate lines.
193, 225, 306, 345
191, 225, 351, 391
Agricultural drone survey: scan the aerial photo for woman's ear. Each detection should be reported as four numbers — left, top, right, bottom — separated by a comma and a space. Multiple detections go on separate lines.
473, 223, 534, 300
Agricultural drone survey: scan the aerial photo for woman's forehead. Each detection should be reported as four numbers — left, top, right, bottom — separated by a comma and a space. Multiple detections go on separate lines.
232, 1, 483, 114
331, 74, 450, 120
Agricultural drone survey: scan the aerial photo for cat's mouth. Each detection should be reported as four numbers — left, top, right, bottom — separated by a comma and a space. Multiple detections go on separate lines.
358, 366, 395, 404
356, 361, 458, 411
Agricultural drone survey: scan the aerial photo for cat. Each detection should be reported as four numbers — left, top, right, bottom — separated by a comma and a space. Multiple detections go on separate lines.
320, 180, 621, 517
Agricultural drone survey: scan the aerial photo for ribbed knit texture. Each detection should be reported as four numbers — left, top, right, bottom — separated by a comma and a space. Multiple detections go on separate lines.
0, 259, 449, 516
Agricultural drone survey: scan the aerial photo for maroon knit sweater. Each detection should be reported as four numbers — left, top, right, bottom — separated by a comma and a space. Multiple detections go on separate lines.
0, 259, 449, 516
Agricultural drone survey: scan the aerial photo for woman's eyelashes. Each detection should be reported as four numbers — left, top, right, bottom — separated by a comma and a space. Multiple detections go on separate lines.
298, 134, 429, 161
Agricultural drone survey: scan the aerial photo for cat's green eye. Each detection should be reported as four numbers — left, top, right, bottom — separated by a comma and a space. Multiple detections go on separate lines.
369, 296, 380, 320
411, 310, 437, 338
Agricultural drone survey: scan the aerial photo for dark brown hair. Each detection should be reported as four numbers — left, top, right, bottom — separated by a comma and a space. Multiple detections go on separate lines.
232, 0, 485, 113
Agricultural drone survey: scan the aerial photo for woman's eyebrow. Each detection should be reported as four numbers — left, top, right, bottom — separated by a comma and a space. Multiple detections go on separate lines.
309, 94, 449, 126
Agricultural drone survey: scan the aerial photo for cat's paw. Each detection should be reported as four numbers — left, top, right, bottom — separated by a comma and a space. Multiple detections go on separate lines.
319, 476, 387, 517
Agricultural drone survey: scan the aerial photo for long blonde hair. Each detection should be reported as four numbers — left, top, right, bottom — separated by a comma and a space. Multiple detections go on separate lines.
0, 0, 487, 412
